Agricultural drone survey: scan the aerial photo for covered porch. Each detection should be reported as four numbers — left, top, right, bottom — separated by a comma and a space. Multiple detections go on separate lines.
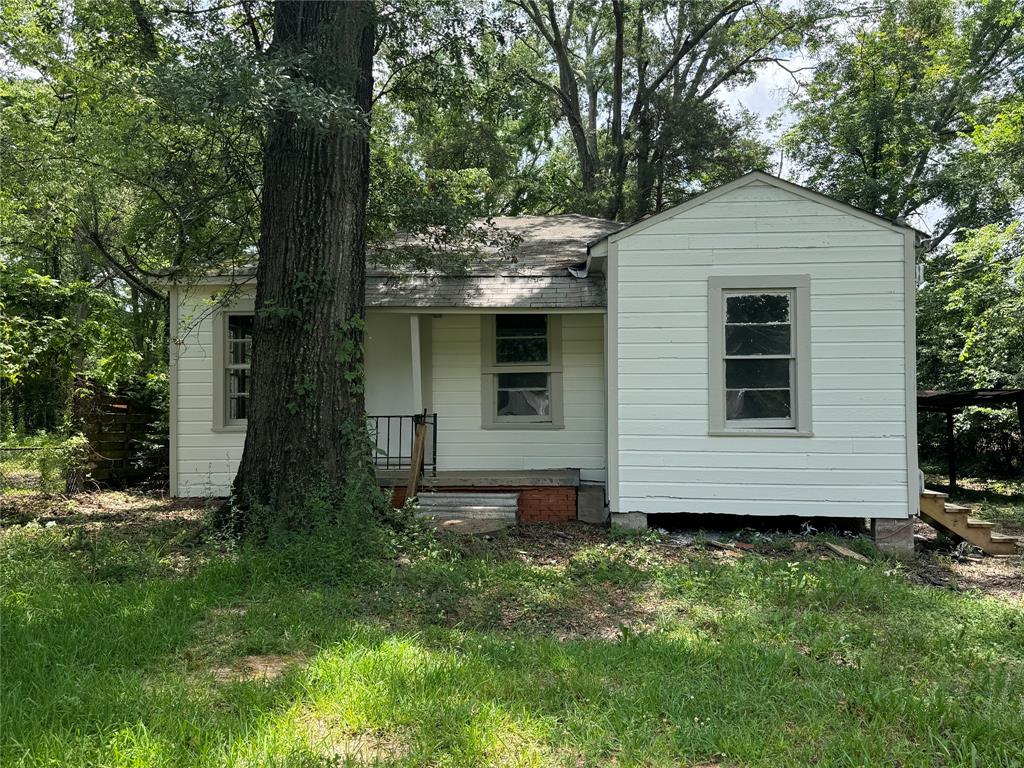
364, 308, 607, 481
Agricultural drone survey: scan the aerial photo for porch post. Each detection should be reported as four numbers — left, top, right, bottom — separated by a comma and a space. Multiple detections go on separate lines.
946, 408, 957, 494
410, 314, 423, 413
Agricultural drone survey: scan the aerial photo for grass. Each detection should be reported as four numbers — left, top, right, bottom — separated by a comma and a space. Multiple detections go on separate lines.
2, 493, 1023, 767
0, 432, 65, 494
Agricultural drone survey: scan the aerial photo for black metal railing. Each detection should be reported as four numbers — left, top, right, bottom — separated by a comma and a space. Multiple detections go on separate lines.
368, 412, 437, 474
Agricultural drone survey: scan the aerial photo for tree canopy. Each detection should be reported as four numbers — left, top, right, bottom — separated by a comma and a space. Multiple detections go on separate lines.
2, 0, 1022, 479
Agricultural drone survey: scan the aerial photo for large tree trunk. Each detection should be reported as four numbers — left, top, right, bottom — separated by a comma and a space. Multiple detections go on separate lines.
232, 0, 376, 530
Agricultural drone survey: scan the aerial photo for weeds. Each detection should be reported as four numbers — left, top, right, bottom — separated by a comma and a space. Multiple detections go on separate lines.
1, 494, 1023, 767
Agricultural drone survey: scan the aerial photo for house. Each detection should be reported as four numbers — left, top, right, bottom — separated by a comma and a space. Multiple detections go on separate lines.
167, 171, 921, 550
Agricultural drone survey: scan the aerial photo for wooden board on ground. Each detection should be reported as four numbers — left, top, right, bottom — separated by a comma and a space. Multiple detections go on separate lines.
825, 542, 870, 563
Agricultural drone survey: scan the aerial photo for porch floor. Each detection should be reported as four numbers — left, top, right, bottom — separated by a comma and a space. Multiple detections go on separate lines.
376, 468, 580, 488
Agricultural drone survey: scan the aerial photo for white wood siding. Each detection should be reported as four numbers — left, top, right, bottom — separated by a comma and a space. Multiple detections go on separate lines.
172, 289, 416, 496
172, 285, 247, 496
171, 290, 606, 495
430, 313, 607, 480
612, 179, 913, 518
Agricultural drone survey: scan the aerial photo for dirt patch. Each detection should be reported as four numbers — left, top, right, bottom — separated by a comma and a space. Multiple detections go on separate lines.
1, 490, 207, 531
210, 653, 305, 683
904, 520, 1023, 603
302, 716, 411, 764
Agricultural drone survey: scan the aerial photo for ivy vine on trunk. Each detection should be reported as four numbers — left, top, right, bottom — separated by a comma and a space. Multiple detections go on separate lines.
231, 0, 379, 534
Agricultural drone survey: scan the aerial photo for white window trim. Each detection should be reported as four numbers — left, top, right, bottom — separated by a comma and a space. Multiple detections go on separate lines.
480, 314, 564, 430
212, 300, 254, 432
708, 275, 812, 437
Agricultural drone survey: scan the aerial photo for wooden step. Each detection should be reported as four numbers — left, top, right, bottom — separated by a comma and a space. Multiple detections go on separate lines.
965, 518, 995, 529
919, 494, 1021, 556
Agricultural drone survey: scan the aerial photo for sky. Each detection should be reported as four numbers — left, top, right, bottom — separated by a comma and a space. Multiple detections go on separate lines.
721, 55, 812, 180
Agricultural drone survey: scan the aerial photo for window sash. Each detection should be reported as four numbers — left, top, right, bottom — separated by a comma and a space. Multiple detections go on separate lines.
481, 315, 563, 429
495, 372, 552, 421
494, 315, 550, 365
224, 314, 252, 425
707, 278, 810, 434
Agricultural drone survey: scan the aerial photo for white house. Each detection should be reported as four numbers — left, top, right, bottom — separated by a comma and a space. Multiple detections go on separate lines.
167, 171, 921, 548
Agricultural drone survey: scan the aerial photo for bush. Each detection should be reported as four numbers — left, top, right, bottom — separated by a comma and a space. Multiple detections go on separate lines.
36, 433, 90, 494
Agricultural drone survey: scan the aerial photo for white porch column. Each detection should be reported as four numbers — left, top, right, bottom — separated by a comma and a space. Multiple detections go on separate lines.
410, 314, 423, 414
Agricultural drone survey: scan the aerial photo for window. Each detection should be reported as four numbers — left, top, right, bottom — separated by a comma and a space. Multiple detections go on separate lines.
709, 276, 811, 434
213, 306, 254, 431
482, 314, 563, 428
225, 315, 253, 422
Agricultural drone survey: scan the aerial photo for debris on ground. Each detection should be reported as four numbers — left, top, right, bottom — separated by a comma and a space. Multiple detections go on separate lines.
824, 542, 870, 563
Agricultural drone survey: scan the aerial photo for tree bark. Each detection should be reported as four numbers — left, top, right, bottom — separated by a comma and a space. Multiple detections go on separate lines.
607, 0, 626, 220
231, 0, 376, 529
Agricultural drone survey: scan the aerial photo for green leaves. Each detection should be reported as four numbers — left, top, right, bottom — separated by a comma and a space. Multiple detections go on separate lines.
784, 0, 1023, 236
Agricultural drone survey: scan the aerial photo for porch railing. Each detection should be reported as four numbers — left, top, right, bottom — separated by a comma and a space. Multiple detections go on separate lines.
368, 412, 437, 474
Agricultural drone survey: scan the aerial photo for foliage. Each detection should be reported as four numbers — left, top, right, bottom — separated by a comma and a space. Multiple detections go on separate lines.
920, 406, 1022, 478
0, 431, 89, 493
0, 262, 153, 430
2, 499, 1022, 766
784, 0, 1024, 239
918, 223, 1024, 390
35, 433, 90, 493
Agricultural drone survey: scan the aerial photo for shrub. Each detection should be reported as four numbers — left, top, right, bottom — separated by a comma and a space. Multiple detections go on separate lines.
36, 433, 90, 494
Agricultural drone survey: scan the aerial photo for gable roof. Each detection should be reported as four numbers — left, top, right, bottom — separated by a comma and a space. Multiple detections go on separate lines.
590, 170, 925, 249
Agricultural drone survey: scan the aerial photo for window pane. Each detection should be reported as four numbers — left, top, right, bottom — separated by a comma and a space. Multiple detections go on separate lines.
497, 372, 550, 417
228, 315, 253, 365
229, 315, 254, 340
497, 389, 550, 417
725, 358, 790, 389
725, 324, 791, 355
726, 293, 789, 324
229, 395, 248, 421
496, 314, 547, 338
228, 370, 249, 396
229, 339, 251, 365
726, 389, 791, 420
497, 372, 549, 389
496, 338, 547, 364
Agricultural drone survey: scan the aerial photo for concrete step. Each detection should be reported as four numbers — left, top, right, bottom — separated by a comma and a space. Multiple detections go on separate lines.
417, 506, 517, 521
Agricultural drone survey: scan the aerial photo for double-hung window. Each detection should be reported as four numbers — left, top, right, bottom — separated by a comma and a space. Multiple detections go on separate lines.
708, 275, 811, 434
481, 314, 563, 429
214, 307, 254, 431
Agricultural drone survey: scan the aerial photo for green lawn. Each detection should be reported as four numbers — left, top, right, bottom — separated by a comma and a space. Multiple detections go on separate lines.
2, 493, 1022, 767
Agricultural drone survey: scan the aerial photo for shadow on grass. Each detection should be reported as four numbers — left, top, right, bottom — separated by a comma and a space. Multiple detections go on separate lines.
2, 520, 1023, 767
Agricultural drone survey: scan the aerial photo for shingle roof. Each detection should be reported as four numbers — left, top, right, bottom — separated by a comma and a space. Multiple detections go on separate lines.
199, 215, 621, 309
366, 214, 621, 308
366, 273, 606, 309
369, 215, 623, 277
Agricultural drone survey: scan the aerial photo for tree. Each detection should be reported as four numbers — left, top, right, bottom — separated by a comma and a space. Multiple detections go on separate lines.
508, 0, 814, 218
230, 0, 379, 530
784, 0, 1024, 243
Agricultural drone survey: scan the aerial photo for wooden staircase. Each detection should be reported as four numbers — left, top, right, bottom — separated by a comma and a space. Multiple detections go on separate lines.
919, 489, 1020, 556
